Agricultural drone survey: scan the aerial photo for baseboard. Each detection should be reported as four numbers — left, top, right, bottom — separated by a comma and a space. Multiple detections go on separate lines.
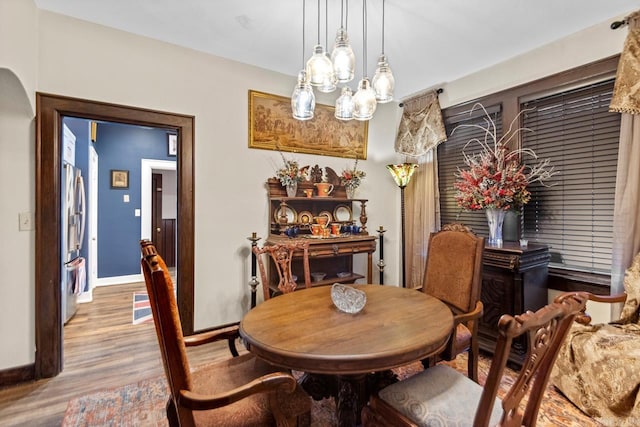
77, 289, 93, 303
0, 363, 35, 388
95, 274, 143, 287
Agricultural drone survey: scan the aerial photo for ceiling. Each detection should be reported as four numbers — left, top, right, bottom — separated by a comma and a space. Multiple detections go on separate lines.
34, 0, 637, 100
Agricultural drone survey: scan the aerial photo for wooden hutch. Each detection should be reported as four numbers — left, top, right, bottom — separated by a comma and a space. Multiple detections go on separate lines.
264, 175, 377, 293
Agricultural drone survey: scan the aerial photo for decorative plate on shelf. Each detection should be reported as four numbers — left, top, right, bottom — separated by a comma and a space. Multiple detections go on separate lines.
273, 206, 297, 224
333, 205, 353, 222
298, 211, 313, 224
318, 211, 333, 223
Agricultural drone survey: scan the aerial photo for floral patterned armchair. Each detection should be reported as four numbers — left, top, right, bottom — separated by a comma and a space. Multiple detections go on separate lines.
551, 252, 640, 427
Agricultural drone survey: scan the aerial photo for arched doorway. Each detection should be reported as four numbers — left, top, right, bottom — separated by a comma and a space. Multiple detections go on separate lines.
35, 93, 195, 378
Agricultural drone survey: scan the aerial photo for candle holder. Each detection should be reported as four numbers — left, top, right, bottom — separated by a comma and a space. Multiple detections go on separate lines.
247, 232, 262, 308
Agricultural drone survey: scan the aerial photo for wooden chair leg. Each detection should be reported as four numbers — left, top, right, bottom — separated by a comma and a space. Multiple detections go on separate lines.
468, 347, 479, 383
166, 398, 179, 427
421, 355, 436, 370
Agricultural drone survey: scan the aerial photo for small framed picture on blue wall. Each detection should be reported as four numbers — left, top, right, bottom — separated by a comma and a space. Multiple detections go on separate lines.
167, 134, 177, 157
110, 169, 129, 189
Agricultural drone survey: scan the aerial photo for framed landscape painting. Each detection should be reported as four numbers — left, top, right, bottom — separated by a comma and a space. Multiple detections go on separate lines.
248, 90, 368, 159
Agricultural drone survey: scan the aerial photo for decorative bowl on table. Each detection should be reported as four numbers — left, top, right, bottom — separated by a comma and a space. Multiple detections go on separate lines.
336, 272, 351, 278
331, 283, 366, 314
311, 272, 326, 282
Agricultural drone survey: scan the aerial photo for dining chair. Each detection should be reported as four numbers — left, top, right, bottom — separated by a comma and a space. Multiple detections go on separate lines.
361, 292, 588, 427
140, 240, 311, 427
421, 223, 484, 382
253, 240, 311, 301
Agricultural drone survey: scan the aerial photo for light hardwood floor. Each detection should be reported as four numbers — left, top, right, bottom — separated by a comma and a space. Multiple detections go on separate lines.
0, 282, 234, 426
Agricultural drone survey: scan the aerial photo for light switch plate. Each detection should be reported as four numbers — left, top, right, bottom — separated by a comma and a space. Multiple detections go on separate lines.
19, 212, 34, 231
134, 209, 141, 217
123, 194, 130, 203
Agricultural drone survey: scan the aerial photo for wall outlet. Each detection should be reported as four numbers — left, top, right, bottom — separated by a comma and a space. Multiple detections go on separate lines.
19, 212, 34, 231
123, 194, 130, 203
134, 209, 141, 217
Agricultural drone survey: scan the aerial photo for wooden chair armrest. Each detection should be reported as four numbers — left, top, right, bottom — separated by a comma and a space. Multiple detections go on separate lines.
585, 292, 627, 304
453, 301, 483, 325
183, 324, 240, 347
554, 292, 627, 325
177, 372, 297, 411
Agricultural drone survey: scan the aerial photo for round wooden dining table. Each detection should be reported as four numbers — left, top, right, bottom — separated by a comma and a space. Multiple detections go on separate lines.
240, 284, 453, 427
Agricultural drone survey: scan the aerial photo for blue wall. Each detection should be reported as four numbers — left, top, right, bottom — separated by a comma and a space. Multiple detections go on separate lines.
93, 122, 174, 278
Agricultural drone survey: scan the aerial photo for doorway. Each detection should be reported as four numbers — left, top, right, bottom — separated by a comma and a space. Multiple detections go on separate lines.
35, 93, 195, 379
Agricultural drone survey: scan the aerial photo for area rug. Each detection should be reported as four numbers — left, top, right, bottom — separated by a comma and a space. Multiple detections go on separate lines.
63, 355, 597, 426
132, 292, 152, 325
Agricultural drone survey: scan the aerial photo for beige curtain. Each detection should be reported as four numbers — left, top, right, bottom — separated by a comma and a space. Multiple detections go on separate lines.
610, 11, 640, 311
397, 91, 447, 288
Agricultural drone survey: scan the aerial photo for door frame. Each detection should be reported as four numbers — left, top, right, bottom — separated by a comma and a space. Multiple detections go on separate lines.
35, 93, 195, 378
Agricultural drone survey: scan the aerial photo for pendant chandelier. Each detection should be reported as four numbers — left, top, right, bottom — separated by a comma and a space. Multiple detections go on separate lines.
291, 0, 395, 122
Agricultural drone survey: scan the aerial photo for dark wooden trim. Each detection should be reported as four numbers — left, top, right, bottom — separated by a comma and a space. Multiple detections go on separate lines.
0, 363, 35, 388
548, 268, 611, 295
443, 54, 620, 150
35, 93, 195, 379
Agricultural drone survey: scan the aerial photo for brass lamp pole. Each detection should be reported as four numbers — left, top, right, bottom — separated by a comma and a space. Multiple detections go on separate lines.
386, 163, 418, 287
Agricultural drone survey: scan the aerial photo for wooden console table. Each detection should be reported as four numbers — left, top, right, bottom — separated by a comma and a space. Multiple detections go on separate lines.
478, 242, 550, 366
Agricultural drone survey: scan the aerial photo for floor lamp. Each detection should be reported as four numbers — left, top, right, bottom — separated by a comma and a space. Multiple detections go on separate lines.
386, 163, 418, 287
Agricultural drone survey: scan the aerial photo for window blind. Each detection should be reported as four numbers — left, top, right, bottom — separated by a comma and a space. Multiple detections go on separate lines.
438, 106, 503, 236
521, 79, 619, 274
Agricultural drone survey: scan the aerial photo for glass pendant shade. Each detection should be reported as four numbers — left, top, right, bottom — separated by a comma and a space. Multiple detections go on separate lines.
372, 54, 395, 103
318, 53, 337, 93
331, 28, 355, 83
306, 45, 334, 87
386, 163, 419, 188
335, 87, 354, 120
353, 78, 377, 121
291, 71, 315, 120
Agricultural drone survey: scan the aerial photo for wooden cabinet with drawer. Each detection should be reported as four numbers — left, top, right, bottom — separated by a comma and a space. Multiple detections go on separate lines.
478, 242, 550, 367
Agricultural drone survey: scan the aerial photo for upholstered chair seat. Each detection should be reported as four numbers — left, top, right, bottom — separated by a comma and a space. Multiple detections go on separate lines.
191, 354, 311, 425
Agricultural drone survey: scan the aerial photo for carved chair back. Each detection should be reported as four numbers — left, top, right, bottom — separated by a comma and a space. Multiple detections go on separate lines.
253, 241, 311, 301
475, 292, 588, 426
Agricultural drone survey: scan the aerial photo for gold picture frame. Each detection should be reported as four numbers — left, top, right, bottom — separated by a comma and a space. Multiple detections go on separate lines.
248, 90, 368, 159
110, 169, 129, 189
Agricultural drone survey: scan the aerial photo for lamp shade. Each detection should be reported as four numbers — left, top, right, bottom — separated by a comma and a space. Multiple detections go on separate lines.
372, 54, 395, 103
386, 163, 418, 188
331, 28, 356, 83
335, 87, 354, 120
291, 71, 316, 120
353, 78, 377, 121
307, 45, 335, 88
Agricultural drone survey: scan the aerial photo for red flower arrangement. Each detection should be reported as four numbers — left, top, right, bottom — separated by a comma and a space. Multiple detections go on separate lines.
454, 104, 555, 211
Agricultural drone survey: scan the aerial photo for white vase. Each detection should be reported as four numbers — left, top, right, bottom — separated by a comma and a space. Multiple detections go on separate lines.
485, 208, 506, 247
285, 182, 298, 197
346, 186, 357, 199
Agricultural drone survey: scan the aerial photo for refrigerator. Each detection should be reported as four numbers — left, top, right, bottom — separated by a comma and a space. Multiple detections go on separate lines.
62, 124, 86, 324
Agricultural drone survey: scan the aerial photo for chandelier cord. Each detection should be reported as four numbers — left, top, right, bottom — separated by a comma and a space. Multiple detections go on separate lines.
363, 0, 367, 76
325, 0, 329, 49
382, 0, 385, 54
345, 0, 349, 31
317, 0, 321, 44
302, 0, 306, 68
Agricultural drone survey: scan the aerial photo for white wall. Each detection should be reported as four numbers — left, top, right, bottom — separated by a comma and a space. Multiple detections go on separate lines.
0, 0, 38, 371
439, 11, 630, 108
